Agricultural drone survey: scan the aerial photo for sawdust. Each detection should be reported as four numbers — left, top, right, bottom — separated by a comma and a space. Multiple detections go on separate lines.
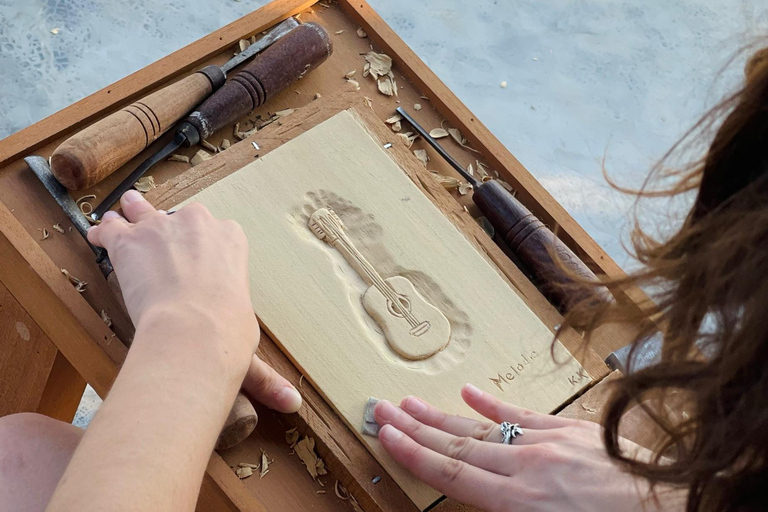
100, 310, 112, 328
294, 436, 327, 480
413, 149, 429, 167
167, 154, 190, 163
356, 27, 367, 38
429, 128, 449, 139
61, 269, 87, 293
52, 223, 65, 234
191, 150, 213, 166
134, 176, 155, 193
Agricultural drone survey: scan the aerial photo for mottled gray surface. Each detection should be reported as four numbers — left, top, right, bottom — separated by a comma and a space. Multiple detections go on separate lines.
0, 1, 765, 426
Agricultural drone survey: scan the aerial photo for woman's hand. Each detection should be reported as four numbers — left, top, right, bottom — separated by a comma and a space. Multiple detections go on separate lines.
375, 384, 684, 512
87, 190, 301, 412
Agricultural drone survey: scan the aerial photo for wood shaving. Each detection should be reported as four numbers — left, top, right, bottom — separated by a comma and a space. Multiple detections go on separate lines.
285, 427, 300, 447
448, 128, 466, 146
334, 30, 345, 35
420, 95, 429, 100
356, 27, 367, 38
362, 96, 373, 109
476, 160, 490, 179
100, 310, 112, 328
346, 79, 360, 91
40, 228, 50, 240
238, 39, 250, 52
274, 108, 295, 118
501, 81, 508, 88
467, 163, 474, 176
364, 52, 392, 79
429, 128, 449, 139
299, 374, 304, 388
190, 150, 212, 167
499, 180, 514, 192
429, 171, 460, 190
458, 181, 474, 195
377, 75, 397, 97
260, 449, 270, 478
344, 69, 356, 78
134, 176, 155, 193
314, 93, 322, 100
384, 114, 402, 125
52, 223, 65, 234
396, 132, 417, 148
414, 103, 422, 111
317, 490, 326, 494
220, 139, 231, 151
201, 140, 219, 153
236, 466, 254, 479
391, 121, 401, 132
580, 403, 598, 414
413, 149, 429, 167
61, 268, 87, 293
294, 436, 327, 479
362, 62, 371, 78
334, 481, 350, 500
167, 154, 190, 163
50, 28, 60, 35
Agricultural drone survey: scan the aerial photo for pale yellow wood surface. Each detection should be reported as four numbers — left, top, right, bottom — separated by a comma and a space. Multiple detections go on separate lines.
181, 110, 590, 510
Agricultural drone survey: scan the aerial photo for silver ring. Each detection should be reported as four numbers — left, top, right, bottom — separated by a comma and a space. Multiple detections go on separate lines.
500, 422, 523, 445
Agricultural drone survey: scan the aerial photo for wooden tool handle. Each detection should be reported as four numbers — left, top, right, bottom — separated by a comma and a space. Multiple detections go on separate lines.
186, 23, 332, 140
474, 180, 609, 312
51, 66, 225, 190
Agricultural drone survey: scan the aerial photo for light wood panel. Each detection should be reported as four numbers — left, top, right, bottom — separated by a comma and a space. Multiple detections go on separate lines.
181, 110, 591, 509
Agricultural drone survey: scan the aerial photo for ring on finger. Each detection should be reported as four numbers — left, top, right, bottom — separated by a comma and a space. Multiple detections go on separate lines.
500, 421, 523, 445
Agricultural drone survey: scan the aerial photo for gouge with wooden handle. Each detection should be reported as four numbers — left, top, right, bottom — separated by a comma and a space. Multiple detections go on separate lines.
50, 17, 299, 191
25, 155, 258, 451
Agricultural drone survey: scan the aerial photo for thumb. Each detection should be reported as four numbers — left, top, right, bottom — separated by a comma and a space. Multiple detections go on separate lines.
241, 355, 302, 413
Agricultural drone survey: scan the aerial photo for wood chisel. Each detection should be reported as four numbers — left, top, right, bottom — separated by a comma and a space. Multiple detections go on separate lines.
50, 17, 300, 191
89, 21, 332, 221
25, 154, 258, 451
397, 107, 609, 314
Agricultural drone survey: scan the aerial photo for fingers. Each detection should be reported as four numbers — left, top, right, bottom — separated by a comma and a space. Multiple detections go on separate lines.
241, 355, 302, 413
87, 211, 129, 249
462, 384, 573, 430
378, 424, 509, 511
375, 401, 517, 475
120, 189, 160, 223
399, 395, 502, 441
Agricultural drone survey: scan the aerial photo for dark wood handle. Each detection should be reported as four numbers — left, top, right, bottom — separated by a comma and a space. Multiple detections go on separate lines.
51, 67, 223, 190
474, 180, 609, 312
186, 22, 332, 140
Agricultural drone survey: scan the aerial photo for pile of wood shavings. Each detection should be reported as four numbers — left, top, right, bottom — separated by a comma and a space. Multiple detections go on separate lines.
234, 449, 271, 480
134, 176, 155, 193
363, 51, 397, 97
334, 481, 364, 512
60, 269, 87, 293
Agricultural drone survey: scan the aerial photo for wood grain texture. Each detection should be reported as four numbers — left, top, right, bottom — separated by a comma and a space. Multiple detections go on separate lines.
0, 280, 59, 416
180, 110, 591, 509
35, 351, 87, 423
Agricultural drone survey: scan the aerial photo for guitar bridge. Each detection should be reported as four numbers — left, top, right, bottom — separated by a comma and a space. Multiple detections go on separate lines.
409, 321, 431, 337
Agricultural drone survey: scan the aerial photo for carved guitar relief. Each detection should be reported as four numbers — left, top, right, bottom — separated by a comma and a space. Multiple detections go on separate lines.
309, 208, 451, 360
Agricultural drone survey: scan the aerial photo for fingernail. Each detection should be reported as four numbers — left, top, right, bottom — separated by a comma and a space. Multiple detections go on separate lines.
379, 424, 403, 442
402, 396, 427, 415
464, 383, 483, 398
122, 190, 144, 204
276, 386, 302, 413
375, 400, 400, 422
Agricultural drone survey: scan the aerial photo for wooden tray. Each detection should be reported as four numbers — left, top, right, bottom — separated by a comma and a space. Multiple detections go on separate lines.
0, 1, 645, 510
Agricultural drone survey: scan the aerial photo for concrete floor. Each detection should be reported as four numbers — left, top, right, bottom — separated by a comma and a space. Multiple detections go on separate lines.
1, 1, 766, 426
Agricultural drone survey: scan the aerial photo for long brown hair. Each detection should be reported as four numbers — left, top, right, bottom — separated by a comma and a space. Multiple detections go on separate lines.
563, 46, 768, 511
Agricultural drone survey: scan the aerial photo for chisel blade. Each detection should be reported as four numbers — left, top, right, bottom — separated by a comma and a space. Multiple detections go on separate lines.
221, 17, 300, 75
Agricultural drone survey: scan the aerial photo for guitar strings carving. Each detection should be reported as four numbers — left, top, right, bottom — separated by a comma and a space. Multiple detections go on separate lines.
309, 207, 451, 360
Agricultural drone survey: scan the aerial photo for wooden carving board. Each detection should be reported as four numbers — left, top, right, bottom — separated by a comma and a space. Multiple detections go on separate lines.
181, 110, 590, 509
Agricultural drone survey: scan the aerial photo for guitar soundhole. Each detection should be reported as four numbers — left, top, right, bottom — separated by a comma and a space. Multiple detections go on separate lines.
387, 296, 411, 317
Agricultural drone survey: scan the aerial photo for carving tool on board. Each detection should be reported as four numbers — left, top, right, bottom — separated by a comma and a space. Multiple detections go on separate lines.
88, 21, 332, 221
397, 107, 609, 314
25, 155, 258, 451
50, 17, 300, 191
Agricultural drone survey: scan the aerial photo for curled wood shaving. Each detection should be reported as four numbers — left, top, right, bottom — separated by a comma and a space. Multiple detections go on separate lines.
52, 223, 65, 234
346, 79, 360, 91
580, 403, 598, 414
314, 93, 322, 100
274, 108, 295, 118
236, 466, 254, 479
429, 128, 449, 139
476, 160, 490, 179
356, 27, 367, 38
334, 480, 350, 500
294, 436, 327, 479
413, 149, 429, 166
238, 39, 250, 52
334, 29, 345, 35
100, 310, 112, 328
364, 52, 392, 80
429, 171, 460, 190
40, 228, 50, 240
134, 176, 155, 193
362, 62, 370, 78
285, 427, 300, 447
467, 163, 474, 176
377, 74, 397, 97
384, 114, 402, 124
167, 154, 190, 163
458, 182, 474, 195
61, 268, 87, 293
259, 449, 270, 478
414, 103, 422, 111
448, 128, 466, 146
362, 96, 373, 109
344, 69, 356, 78
220, 139, 231, 151
391, 121, 401, 132
75, 195, 97, 215
201, 140, 219, 153
190, 150, 212, 167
